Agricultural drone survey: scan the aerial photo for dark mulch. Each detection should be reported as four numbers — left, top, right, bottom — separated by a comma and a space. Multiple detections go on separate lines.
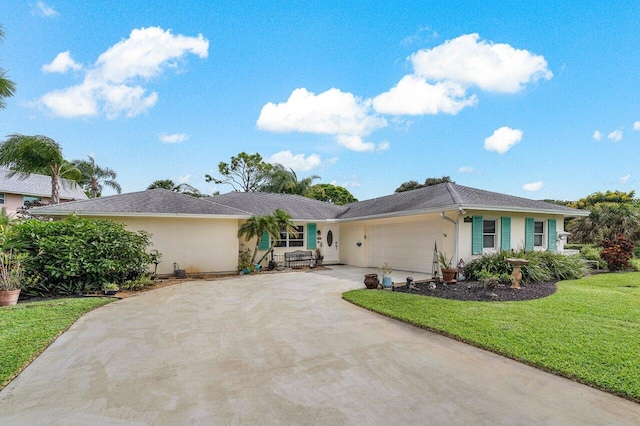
393, 280, 557, 302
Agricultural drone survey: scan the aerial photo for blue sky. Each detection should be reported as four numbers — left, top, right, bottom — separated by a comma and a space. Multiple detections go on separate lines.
0, 1, 638, 201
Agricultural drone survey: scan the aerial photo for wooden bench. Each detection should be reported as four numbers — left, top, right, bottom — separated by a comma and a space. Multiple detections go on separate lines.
284, 250, 313, 268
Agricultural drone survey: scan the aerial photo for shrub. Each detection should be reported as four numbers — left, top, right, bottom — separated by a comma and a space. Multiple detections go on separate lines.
580, 245, 607, 269
120, 275, 156, 291
10, 215, 156, 297
464, 250, 586, 283
600, 234, 634, 271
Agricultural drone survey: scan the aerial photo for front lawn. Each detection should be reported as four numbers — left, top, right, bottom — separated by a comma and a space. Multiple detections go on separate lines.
0, 297, 113, 389
343, 272, 640, 402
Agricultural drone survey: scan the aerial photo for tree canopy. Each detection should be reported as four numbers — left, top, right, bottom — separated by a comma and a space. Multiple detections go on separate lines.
306, 183, 358, 205
568, 202, 640, 244
0, 25, 16, 110
205, 152, 273, 192
73, 155, 121, 198
395, 176, 454, 193
0, 134, 81, 204
568, 190, 636, 210
260, 163, 320, 195
147, 179, 202, 197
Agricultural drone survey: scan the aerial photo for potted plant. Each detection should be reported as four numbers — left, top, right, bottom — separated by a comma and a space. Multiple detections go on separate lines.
238, 247, 252, 274
438, 251, 457, 283
0, 250, 23, 306
378, 263, 393, 289
102, 282, 119, 296
315, 248, 324, 267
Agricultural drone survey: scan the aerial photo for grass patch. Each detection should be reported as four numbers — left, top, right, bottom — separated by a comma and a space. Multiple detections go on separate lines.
343, 273, 640, 402
0, 297, 113, 389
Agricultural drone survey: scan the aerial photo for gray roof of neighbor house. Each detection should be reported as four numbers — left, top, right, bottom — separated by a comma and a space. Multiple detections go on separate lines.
31, 188, 252, 217
210, 191, 347, 220
0, 169, 87, 200
337, 182, 587, 219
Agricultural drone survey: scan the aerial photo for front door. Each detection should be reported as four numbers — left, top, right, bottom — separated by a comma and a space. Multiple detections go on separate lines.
323, 226, 339, 263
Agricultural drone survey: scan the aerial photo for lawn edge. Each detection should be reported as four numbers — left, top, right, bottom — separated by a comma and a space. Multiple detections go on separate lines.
342, 291, 640, 404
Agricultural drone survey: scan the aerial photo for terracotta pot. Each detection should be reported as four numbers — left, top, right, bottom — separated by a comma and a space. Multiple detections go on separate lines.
0, 289, 21, 306
441, 268, 457, 283
364, 273, 379, 289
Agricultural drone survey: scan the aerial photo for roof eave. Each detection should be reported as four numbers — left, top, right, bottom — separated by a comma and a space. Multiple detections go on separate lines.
460, 204, 589, 217
30, 210, 250, 220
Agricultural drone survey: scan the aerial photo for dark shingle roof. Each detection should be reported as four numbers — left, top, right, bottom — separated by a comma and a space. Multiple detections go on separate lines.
31, 189, 251, 216
210, 192, 347, 220
337, 182, 586, 219
0, 169, 87, 200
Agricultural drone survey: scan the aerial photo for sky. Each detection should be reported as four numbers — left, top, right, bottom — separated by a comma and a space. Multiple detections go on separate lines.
0, 1, 639, 201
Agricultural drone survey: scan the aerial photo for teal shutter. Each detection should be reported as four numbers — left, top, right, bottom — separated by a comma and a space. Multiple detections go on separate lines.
471, 216, 483, 255
500, 217, 511, 251
307, 223, 317, 249
525, 218, 534, 251
548, 219, 557, 252
258, 230, 270, 250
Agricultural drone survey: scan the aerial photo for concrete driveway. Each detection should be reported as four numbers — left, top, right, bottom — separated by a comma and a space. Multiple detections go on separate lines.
1, 266, 639, 425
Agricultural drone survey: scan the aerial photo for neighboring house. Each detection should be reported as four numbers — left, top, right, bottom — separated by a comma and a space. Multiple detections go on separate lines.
0, 169, 87, 215
31, 183, 588, 276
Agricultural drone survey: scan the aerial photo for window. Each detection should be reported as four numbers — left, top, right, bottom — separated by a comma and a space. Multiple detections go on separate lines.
275, 226, 304, 248
23, 195, 42, 205
534, 221, 545, 247
483, 219, 497, 249
0, 193, 4, 205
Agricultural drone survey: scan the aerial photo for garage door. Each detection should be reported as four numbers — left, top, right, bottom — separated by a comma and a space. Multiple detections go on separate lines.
366, 220, 441, 273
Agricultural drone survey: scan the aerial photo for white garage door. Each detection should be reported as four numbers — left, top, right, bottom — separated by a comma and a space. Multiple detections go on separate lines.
366, 220, 441, 273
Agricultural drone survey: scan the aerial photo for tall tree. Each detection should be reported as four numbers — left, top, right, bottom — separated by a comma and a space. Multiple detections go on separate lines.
260, 163, 320, 195
237, 214, 280, 263
0, 134, 81, 204
306, 183, 358, 205
569, 190, 636, 210
205, 152, 273, 192
256, 209, 298, 265
395, 176, 454, 193
147, 179, 202, 197
0, 25, 16, 110
73, 155, 121, 198
568, 203, 640, 244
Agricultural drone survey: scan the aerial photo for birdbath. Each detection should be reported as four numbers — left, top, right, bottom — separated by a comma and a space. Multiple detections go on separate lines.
506, 258, 529, 289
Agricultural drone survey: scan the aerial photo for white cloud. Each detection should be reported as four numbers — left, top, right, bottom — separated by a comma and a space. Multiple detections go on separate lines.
372, 75, 477, 116
331, 179, 361, 188
257, 87, 386, 136
377, 141, 390, 151
523, 181, 543, 191
33, 1, 58, 17
159, 132, 189, 144
634, 121, 640, 131
335, 135, 376, 152
607, 130, 623, 141
592, 130, 602, 141
327, 157, 339, 165
457, 166, 477, 173
411, 33, 552, 93
42, 51, 82, 73
178, 174, 191, 183
267, 150, 322, 172
484, 126, 523, 154
37, 27, 209, 119
619, 174, 631, 184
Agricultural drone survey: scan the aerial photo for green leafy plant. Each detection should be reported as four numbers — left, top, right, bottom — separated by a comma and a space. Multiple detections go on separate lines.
238, 246, 252, 271
9, 215, 155, 297
0, 250, 23, 291
437, 251, 453, 269
120, 275, 155, 291
102, 283, 119, 291
378, 262, 392, 278
580, 245, 607, 269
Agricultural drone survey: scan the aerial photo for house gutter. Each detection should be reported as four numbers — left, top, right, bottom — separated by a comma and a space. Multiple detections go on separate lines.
440, 212, 459, 264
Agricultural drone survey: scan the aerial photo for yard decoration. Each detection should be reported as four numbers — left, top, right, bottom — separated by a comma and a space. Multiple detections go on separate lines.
506, 258, 529, 289
364, 273, 379, 289
378, 263, 393, 289
437, 251, 457, 283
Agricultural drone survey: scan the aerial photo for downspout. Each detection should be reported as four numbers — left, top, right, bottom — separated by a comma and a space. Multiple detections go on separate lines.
440, 212, 459, 264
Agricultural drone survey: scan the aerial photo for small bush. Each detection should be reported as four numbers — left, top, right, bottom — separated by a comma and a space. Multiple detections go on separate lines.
600, 234, 634, 271
465, 249, 586, 283
120, 275, 156, 291
10, 215, 157, 297
580, 245, 607, 269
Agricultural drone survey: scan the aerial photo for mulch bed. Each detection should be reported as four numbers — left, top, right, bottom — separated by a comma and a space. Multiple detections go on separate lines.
393, 280, 557, 302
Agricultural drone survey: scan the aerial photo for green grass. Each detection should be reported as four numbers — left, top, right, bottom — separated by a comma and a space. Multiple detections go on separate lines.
343, 273, 640, 402
0, 297, 113, 389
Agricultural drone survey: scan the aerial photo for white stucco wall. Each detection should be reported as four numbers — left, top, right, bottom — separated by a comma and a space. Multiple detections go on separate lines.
96, 216, 239, 275
338, 222, 366, 267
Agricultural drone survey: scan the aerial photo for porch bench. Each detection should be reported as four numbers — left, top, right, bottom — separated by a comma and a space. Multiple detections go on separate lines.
285, 250, 314, 268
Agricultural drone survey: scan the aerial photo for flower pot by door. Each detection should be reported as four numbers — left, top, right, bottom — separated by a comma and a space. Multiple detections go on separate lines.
0, 289, 21, 306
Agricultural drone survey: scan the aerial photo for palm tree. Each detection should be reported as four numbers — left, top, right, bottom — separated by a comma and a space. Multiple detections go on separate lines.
0, 25, 16, 110
0, 134, 81, 204
73, 155, 121, 198
260, 164, 320, 195
237, 215, 280, 264
255, 209, 298, 265
147, 179, 202, 197
568, 203, 640, 244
